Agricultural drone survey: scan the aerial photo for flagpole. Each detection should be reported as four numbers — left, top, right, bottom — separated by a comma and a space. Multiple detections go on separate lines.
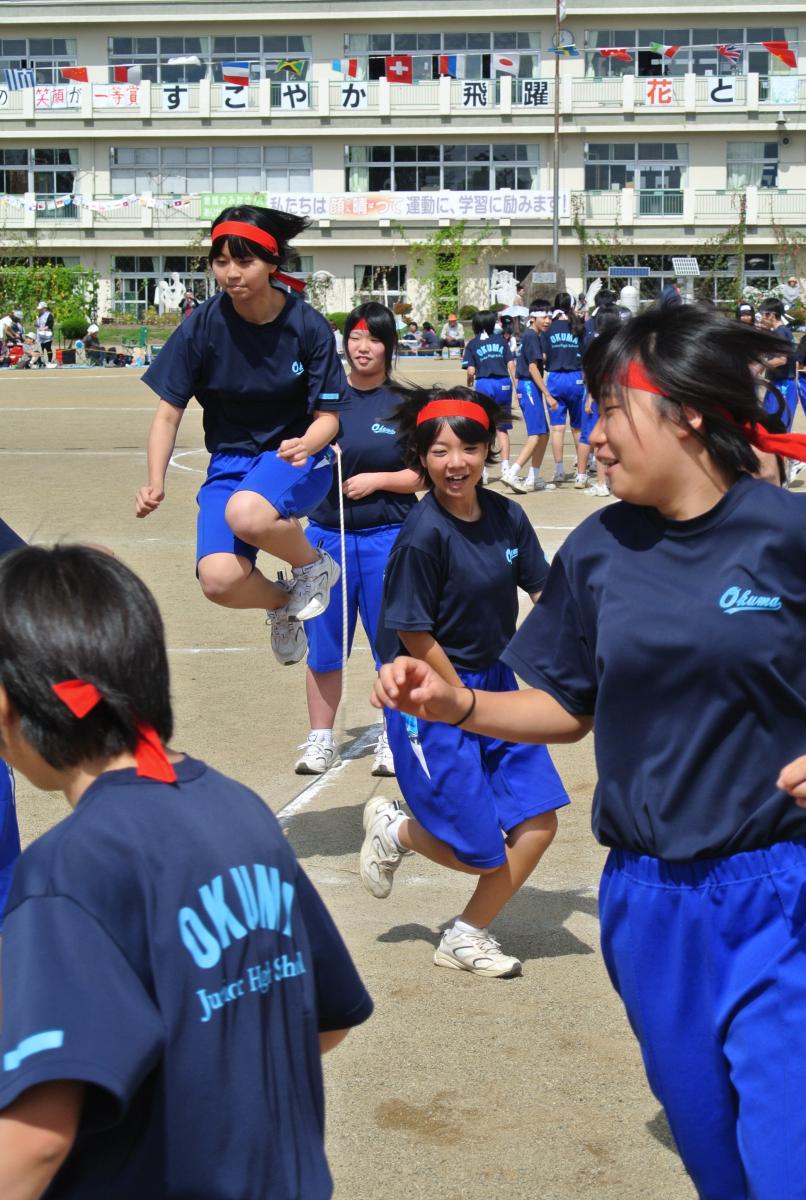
551, 0, 561, 265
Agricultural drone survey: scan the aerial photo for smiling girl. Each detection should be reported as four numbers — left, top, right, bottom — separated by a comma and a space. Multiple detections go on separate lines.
136, 206, 344, 665
373, 307, 806, 1196
359, 385, 569, 979
295, 303, 421, 777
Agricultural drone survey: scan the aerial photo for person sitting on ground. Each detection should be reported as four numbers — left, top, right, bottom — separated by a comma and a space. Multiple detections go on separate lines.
84, 324, 103, 366
438, 314, 465, 354
419, 322, 439, 353
18, 334, 43, 369
401, 321, 421, 352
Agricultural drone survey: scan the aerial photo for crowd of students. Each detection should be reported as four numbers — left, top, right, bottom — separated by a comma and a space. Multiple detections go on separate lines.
1, 204, 806, 1199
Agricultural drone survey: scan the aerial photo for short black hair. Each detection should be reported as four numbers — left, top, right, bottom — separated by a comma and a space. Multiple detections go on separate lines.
209, 204, 309, 270
758, 298, 785, 320
391, 384, 501, 486
344, 302, 398, 376
583, 305, 789, 478
471, 310, 497, 337
0, 545, 173, 769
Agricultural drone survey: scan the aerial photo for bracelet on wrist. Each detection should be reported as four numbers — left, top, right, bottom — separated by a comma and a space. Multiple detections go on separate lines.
449, 686, 476, 728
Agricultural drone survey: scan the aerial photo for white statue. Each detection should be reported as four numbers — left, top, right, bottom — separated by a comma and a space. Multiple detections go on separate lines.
154, 272, 186, 311
490, 269, 518, 307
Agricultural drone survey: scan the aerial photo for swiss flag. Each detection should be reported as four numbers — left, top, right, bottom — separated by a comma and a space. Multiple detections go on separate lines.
385, 54, 413, 84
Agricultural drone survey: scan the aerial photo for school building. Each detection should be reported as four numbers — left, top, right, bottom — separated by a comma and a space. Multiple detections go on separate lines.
0, 0, 803, 318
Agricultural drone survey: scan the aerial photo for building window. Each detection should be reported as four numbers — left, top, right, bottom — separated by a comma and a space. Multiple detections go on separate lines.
344, 31, 540, 80
727, 142, 778, 189
108, 37, 210, 84
584, 27, 797, 77
110, 146, 312, 194
346, 144, 538, 192
584, 143, 687, 214
353, 265, 407, 302
111, 254, 213, 317
0, 147, 77, 196
0, 37, 77, 84
109, 35, 312, 84
211, 35, 312, 83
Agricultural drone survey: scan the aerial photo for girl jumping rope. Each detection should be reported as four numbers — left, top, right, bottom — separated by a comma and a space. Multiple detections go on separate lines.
374, 306, 806, 1198
360, 385, 569, 979
136, 206, 344, 665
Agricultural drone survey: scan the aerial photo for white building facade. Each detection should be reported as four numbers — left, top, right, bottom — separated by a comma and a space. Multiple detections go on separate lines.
1, 0, 803, 317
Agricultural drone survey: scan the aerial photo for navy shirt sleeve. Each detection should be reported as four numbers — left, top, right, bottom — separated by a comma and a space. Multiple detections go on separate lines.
302, 307, 345, 414
514, 506, 550, 594
502, 551, 598, 716
295, 869, 373, 1032
460, 337, 476, 370
0, 895, 164, 1124
141, 321, 199, 409
0, 518, 24, 556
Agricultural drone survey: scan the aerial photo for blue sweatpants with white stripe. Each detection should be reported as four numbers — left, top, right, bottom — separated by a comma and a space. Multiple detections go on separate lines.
599, 840, 806, 1199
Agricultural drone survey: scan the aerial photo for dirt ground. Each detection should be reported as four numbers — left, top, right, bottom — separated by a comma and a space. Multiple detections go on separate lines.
0, 362, 705, 1199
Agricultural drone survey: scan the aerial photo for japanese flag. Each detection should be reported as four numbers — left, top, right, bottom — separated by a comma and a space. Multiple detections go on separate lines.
492, 53, 520, 76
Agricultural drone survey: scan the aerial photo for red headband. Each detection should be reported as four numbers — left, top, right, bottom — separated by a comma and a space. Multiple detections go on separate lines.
618, 360, 806, 463
351, 319, 370, 332
52, 680, 177, 784
416, 399, 490, 429
211, 221, 306, 293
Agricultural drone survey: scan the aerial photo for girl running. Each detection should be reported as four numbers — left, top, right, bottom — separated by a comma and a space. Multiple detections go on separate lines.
461, 310, 516, 476
542, 292, 585, 487
503, 304, 558, 494
360, 385, 569, 979
295, 303, 421, 777
136, 205, 344, 665
374, 305, 806, 1199
0, 543, 372, 1199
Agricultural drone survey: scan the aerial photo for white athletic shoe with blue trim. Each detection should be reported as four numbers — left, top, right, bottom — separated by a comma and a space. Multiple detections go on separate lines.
265, 579, 307, 666
371, 729, 396, 777
359, 796, 406, 898
434, 925, 522, 978
286, 549, 341, 621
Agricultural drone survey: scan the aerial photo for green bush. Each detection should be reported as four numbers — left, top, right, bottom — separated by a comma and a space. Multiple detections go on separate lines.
458, 304, 478, 320
58, 312, 89, 341
326, 311, 350, 332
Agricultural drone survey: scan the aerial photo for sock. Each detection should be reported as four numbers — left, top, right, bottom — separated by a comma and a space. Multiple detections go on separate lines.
501, 459, 510, 472
387, 813, 406, 849
453, 917, 483, 934
311, 728, 334, 744
525, 468, 535, 483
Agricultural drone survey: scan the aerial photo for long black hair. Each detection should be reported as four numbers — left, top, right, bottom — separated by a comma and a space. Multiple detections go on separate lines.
552, 291, 585, 339
0, 545, 173, 769
583, 305, 789, 477
392, 384, 502, 485
344, 302, 398, 377
208, 204, 309, 271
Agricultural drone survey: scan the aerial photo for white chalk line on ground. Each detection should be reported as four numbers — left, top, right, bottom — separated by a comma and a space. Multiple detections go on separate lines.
276, 725, 380, 826
0, 448, 145, 457
0, 405, 158, 411
168, 646, 259, 655
169, 449, 207, 474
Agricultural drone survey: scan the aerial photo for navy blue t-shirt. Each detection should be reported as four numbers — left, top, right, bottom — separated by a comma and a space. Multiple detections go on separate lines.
503, 476, 806, 860
0, 756, 372, 1199
515, 328, 545, 380
769, 322, 795, 382
377, 489, 549, 671
0, 518, 24, 557
308, 382, 417, 532
540, 319, 582, 372
461, 334, 513, 378
141, 290, 344, 456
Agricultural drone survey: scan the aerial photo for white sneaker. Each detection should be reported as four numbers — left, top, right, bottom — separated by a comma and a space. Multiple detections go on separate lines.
434, 925, 522, 978
286, 550, 340, 621
371, 730, 395, 777
552, 464, 565, 485
533, 476, 556, 492
265, 583, 307, 666
573, 473, 587, 489
584, 483, 610, 498
295, 734, 341, 775
502, 467, 528, 494
359, 796, 405, 899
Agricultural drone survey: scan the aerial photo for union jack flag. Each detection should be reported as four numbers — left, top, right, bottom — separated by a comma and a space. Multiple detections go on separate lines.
716, 44, 741, 64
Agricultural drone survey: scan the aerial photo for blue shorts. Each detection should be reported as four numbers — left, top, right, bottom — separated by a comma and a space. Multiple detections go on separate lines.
304, 521, 402, 673
546, 371, 584, 429
196, 447, 335, 565
474, 376, 513, 431
763, 380, 796, 430
0, 761, 20, 932
798, 376, 806, 418
600, 840, 806, 1200
579, 398, 599, 446
516, 379, 550, 436
385, 661, 569, 868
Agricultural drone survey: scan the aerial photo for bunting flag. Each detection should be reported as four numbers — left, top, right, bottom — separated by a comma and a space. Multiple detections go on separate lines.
548, 44, 580, 58
600, 48, 633, 62
221, 61, 250, 87
113, 64, 142, 84
274, 59, 305, 76
3, 67, 35, 90
649, 43, 682, 60
437, 54, 465, 78
762, 40, 797, 68
331, 58, 360, 78
385, 54, 413, 84
60, 66, 89, 83
716, 44, 741, 64
492, 53, 520, 75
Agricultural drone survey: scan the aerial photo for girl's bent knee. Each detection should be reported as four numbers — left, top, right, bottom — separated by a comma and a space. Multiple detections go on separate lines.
198, 560, 248, 605
225, 493, 277, 544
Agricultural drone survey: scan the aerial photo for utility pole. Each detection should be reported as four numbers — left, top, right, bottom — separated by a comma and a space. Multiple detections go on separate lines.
551, 0, 561, 265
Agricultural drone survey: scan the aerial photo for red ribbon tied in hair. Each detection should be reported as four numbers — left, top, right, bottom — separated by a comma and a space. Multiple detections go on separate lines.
211, 220, 306, 293
618, 361, 806, 463
52, 680, 177, 784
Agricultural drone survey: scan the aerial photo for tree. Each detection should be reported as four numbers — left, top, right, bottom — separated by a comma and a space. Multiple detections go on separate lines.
393, 220, 498, 321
